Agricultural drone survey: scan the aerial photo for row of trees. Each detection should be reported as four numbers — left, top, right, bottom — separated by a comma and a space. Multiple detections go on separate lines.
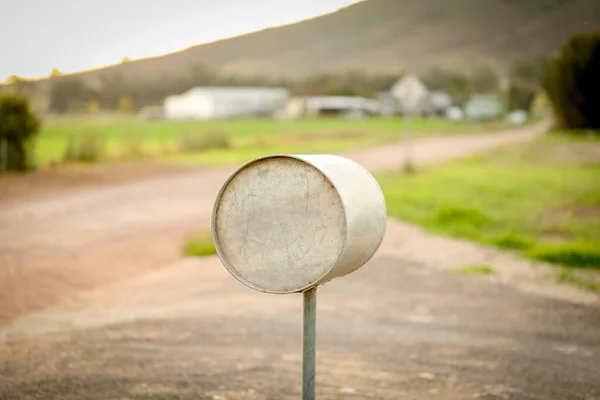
7, 68, 402, 114
543, 31, 599, 130
5, 57, 549, 115
2, 31, 597, 134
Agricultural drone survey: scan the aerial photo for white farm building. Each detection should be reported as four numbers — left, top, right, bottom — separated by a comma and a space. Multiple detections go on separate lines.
464, 94, 504, 121
164, 87, 290, 120
284, 96, 379, 119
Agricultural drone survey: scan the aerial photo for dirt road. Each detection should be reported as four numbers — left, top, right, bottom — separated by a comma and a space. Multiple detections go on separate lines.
0, 122, 548, 323
1, 242, 599, 399
2, 120, 598, 399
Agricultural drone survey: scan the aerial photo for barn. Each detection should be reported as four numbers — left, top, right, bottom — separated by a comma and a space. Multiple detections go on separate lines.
164, 87, 290, 120
464, 94, 504, 121
284, 96, 379, 118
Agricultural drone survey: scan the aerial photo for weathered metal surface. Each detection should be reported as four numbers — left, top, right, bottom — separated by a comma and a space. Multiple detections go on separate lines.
212, 154, 387, 294
302, 287, 317, 400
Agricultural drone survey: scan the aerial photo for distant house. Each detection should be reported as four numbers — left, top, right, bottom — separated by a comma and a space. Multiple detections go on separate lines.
506, 109, 528, 125
377, 92, 399, 117
445, 106, 464, 121
164, 87, 290, 120
464, 94, 504, 121
422, 91, 453, 116
390, 74, 429, 115
139, 106, 165, 120
284, 96, 379, 118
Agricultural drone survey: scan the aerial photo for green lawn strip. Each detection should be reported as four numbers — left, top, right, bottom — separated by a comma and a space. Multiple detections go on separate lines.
555, 268, 600, 293
378, 133, 600, 275
183, 233, 216, 257
35, 116, 516, 166
452, 265, 496, 275
163, 136, 390, 166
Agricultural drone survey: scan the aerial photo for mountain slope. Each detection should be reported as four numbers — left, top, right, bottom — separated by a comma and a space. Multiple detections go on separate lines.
34, 0, 600, 83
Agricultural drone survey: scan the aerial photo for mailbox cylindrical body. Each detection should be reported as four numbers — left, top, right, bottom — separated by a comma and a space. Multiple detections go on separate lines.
212, 154, 387, 294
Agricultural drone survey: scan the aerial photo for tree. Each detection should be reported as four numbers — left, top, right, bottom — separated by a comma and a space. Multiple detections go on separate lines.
98, 72, 126, 109
88, 99, 100, 114
48, 76, 94, 113
118, 96, 133, 112
509, 55, 550, 89
4, 75, 21, 85
325, 84, 357, 96
420, 68, 470, 104
0, 94, 40, 172
507, 81, 536, 111
543, 31, 600, 130
504, 56, 551, 112
532, 92, 551, 116
49, 67, 62, 78
2, 75, 29, 96
468, 65, 500, 93
187, 64, 215, 86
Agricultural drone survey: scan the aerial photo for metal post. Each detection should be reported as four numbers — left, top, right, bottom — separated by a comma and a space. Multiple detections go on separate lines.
403, 113, 413, 171
302, 287, 317, 400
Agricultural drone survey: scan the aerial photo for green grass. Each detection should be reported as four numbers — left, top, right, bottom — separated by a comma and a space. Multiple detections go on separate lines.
379, 133, 600, 272
35, 115, 514, 166
183, 233, 217, 257
452, 265, 496, 275
556, 269, 600, 293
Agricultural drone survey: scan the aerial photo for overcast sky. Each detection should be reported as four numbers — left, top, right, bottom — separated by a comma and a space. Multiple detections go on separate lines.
0, 0, 360, 81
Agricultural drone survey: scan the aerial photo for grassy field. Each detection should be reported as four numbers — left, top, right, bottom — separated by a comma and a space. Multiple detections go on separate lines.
183, 233, 216, 257
36, 116, 514, 166
378, 132, 600, 289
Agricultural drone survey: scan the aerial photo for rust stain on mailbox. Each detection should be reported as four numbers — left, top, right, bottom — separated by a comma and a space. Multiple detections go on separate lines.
212, 154, 387, 294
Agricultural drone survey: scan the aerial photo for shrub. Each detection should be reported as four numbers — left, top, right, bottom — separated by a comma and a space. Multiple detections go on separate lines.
178, 129, 232, 152
62, 133, 105, 163
542, 31, 600, 130
433, 206, 489, 229
452, 265, 495, 275
183, 233, 216, 257
121, 132, 146, 159
487, 231, 535, 251
528, 242, 600, 269
0, 94, 40, 172
507, 81, 536, 112
556, 269, 600, 293
62, 135, 79, 162
78, 133, 104, 163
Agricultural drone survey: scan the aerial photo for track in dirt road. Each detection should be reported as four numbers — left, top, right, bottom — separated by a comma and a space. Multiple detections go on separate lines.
1, 239, 599, 399
1, 120, 599, 400
0, 122, 548, 323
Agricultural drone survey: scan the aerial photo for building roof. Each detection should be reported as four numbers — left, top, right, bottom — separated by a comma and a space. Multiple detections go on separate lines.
391, 74, 428, 99
302, 96, 378, 111
184, 86, 288, 94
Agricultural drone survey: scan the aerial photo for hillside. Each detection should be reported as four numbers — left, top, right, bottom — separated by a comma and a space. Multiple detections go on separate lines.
21, 0, 600, 86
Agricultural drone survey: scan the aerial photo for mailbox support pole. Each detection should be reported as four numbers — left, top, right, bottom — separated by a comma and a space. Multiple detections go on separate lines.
403, 113, 413, 172
302, 287, 317, 400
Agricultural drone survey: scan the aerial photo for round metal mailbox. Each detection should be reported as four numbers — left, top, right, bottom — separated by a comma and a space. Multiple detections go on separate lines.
212, 154, 387, 294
